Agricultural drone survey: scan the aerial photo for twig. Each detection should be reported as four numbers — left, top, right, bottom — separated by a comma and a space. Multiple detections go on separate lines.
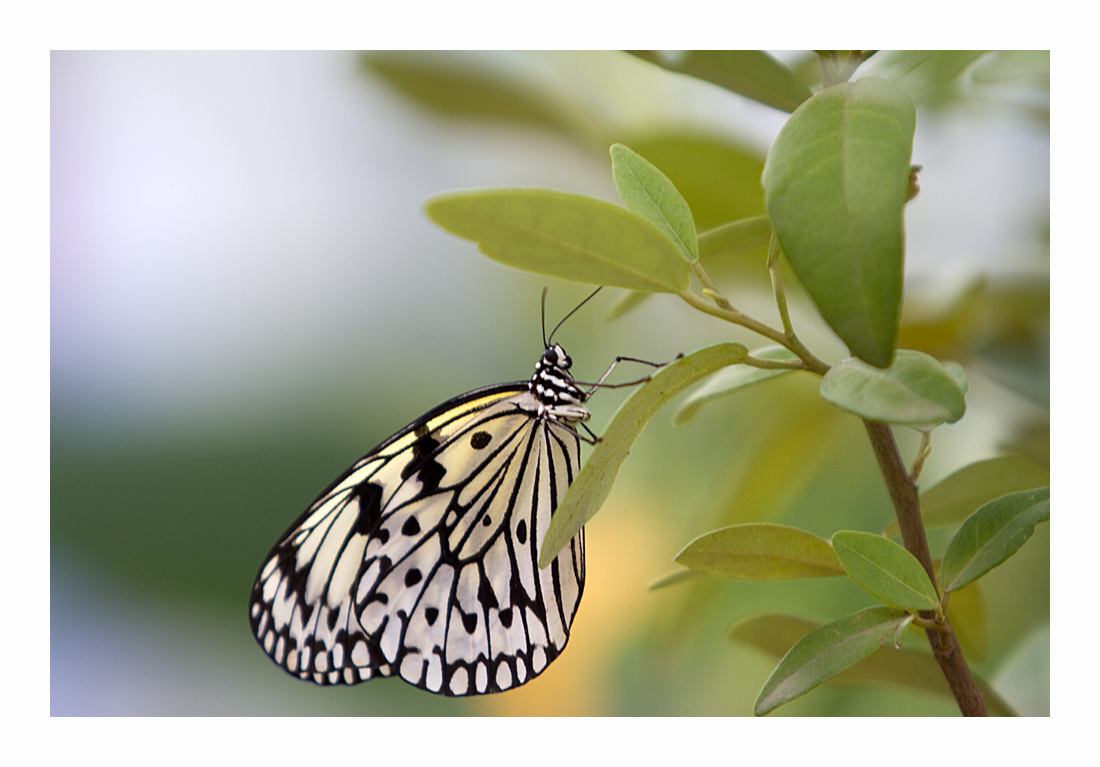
862, 419, 988, 716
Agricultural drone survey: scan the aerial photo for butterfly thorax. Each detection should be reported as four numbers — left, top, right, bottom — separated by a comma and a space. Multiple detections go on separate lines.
530, 343, 590, 424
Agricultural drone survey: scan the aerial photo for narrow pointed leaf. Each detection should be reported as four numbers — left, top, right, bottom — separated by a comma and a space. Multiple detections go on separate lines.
731, 614, 1014, 716
621, 136, 765, 230
675, 523, 844, 581
629, 50, 812, 113
425, 189, 691, 292
940, 487, 1050, 593
819, 350, 967, 425
832, 530, 939, 610
676, 345, 800, 424
754, 606, 911, 716
611, 144, 698, 262
539, 343, 748, 566
647, 569, 700, 591
762, 78, 915, 367
604, 289, 652, 321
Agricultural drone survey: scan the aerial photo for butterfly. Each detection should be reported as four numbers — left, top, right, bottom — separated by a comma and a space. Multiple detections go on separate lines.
248, 289, 657, 696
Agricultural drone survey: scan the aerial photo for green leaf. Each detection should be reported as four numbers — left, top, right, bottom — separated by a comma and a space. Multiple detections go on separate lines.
762, 77, 915, 367
621, 136, 766, 231
360, 53, 571, 131
697, 216, 773, 262
942, 360, 970, 396
919, 456, 1049, 529
647, 569, 700, 591
940, 487, 1050, 593
675, 345, 799, 425
610, 144, 698, 262
969, 50, 1049, 88
731, 614, 1015, 716
866, 50, 989, 106
832, 531, 940, 610
425, 189, 691, 292
628, 50, 812, 113
675, 523, 844, 580
819, 350, 967, 425
538, 342, 748, 567
604, 289, 652, 321
947, 578, 988, 663
754, 606, 911, 715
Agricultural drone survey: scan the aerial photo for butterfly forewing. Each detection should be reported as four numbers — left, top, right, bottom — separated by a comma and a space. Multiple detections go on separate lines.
250, 358, 589, 696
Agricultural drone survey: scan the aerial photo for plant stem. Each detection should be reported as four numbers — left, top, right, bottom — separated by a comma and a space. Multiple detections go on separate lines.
677, 288, 788, 346
862, 419, 988, 716
673, 281, 827, 376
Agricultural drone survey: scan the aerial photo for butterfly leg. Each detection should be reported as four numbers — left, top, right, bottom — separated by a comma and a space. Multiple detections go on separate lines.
581, 354, 680, 396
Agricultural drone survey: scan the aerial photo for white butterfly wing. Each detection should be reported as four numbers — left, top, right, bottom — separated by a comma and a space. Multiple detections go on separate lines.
249, 383, 586, 696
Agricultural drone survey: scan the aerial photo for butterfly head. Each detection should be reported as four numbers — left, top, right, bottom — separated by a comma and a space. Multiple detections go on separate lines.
543, 343, 572, 371
531, 343, 587, 412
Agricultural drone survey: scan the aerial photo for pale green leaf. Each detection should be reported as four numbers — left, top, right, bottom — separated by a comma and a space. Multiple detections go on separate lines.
675, 523, 844, 580
762, 78, 915, 367
942, 360, 970, 396
610, 143, 698, 262
819, 350, 967, 425
866, 50, 989, 105
629, 50, 812, 113
832, 530, 940, 610
538, 343, 747, 567
361, 53, 571, 130
604, 289, 652, 321
620, 136, 766, 231
754, 606, 911, 715
919, 456, 1049, 529
647, 569, 700, 591
425, 189, 691, 292
697, 216, 773, 262
731, 613, 1014, 716
940, 487, 1050, 593
675, 345, 799, 425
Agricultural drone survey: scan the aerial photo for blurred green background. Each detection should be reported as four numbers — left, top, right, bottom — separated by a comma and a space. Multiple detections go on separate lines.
51, 51, 1048, 715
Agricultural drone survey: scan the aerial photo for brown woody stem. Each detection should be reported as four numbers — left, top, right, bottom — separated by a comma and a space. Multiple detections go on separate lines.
862, 419, 988, 716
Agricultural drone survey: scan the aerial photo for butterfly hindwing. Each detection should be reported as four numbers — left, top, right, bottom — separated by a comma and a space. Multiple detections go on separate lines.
249, 369, 588, 695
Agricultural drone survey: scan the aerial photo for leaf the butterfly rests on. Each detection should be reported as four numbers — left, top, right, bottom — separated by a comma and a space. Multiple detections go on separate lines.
249, 335, 634, 697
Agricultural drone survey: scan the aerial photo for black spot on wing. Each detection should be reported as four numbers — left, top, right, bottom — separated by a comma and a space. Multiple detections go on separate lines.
425, 607, 439, 626
477, 569, 499, 611
404, 568, 423, 587
470, 431, 491, 449
401, 427, 446, 493
402, 517, 421, 536
351, 482, 384, 535
516, 519, 527, 545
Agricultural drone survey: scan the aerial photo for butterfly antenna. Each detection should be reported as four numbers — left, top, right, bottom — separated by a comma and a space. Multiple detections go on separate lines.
541, 287, 550, 348
547, 286, 602, 347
